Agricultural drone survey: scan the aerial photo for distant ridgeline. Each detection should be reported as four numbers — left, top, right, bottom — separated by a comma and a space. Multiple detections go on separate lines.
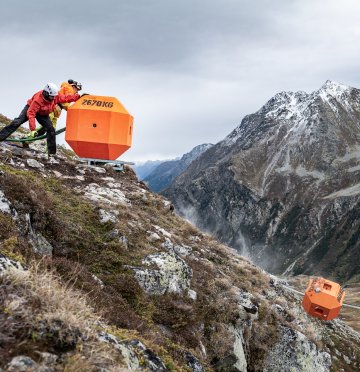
140, 143, 213, 193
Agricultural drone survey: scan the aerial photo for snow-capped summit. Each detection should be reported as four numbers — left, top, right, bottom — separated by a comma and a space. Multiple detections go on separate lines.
223, 80, 358, 147
316, 80, 353, 107
318, 79, 351, 96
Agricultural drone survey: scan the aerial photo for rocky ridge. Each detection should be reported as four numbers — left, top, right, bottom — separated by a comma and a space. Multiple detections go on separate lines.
164, 81, 360, 282
142, 143, 213, 192
0, 117, 359, 371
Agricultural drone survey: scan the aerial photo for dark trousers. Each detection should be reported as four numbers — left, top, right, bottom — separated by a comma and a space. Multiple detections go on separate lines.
0, 105, 56, 154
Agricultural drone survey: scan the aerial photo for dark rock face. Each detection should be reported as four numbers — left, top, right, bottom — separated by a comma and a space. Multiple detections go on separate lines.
164, 81, 360, 281
143, 143, 213, 192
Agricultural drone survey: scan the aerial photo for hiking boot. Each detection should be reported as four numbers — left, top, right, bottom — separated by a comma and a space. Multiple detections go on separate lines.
47, 154, 60, 164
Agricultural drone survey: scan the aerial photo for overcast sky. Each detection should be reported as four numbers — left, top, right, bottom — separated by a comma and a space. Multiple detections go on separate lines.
1, 0, 360, 161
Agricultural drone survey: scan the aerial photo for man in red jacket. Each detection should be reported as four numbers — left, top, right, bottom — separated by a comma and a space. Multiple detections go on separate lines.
0, 83, 80, 156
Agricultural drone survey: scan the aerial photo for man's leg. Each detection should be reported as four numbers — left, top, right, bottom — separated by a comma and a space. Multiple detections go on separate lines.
0, 105, 29, 141
36, 115, 56, 155
35, 111, 58, 138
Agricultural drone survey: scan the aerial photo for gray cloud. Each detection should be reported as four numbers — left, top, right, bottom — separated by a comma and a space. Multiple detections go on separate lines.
1, 0, 360, 160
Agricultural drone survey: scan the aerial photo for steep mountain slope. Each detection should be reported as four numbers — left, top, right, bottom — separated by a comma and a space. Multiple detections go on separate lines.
143, 144, 213, 192
164, 81, 360, 282
0, 119, 359, 371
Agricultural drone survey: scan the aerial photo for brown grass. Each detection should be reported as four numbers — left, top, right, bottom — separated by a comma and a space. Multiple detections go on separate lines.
0, 113, 11, 125
0, 263, 124, 370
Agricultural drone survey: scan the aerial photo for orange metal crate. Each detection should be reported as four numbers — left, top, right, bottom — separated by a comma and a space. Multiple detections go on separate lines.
302, 277, 345, 321
66, 95, 133, 160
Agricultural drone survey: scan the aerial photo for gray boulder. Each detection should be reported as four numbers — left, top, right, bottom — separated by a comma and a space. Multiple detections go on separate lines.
131, 251, 192, 295
0, 254, 24, 273
99, 331, 168, 371
264, 326, 331, 372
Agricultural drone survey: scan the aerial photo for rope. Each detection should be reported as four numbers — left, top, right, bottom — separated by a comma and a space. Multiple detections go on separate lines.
281, 283, 360, 310
342, 303, 360, 310
6, 127, 66, 143
282, 285, 303, 296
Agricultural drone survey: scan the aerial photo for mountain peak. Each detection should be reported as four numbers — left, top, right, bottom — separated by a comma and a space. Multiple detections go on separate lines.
317, 80, 351, 97
222, 81, 358, 148
273, 81, 352, 104
181, 143, 213, 162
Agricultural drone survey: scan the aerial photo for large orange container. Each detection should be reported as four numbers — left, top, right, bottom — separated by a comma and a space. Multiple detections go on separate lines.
65, 95, 133, 160
302, 277, 345, 321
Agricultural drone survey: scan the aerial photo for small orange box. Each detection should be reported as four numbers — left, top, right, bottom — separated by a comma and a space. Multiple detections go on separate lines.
302, 277, 345, 321
65, 95, 134, 160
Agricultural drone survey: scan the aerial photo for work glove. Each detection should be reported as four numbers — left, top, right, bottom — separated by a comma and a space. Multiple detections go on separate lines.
29, 130, 37, 138
53, 104, 62, 118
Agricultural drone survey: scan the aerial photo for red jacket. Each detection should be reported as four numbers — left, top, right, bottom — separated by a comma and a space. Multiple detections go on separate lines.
26, 90, 80, 131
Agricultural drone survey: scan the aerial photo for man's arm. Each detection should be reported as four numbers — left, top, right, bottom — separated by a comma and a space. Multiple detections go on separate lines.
27, 101, 41, 131
55, 93, 80, 105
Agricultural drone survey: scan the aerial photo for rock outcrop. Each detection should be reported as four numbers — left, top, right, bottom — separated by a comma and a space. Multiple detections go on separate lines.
264, 326, 331, 371
130, 250, 193, 295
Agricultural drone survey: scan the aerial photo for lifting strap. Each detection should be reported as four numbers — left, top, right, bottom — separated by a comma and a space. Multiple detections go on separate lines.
5, 127, 66, 143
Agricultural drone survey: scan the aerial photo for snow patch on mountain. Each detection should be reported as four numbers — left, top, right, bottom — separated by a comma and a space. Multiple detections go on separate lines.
294, 166, 325, 181
335, 145, 360, 162
323, 183, 360, 199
